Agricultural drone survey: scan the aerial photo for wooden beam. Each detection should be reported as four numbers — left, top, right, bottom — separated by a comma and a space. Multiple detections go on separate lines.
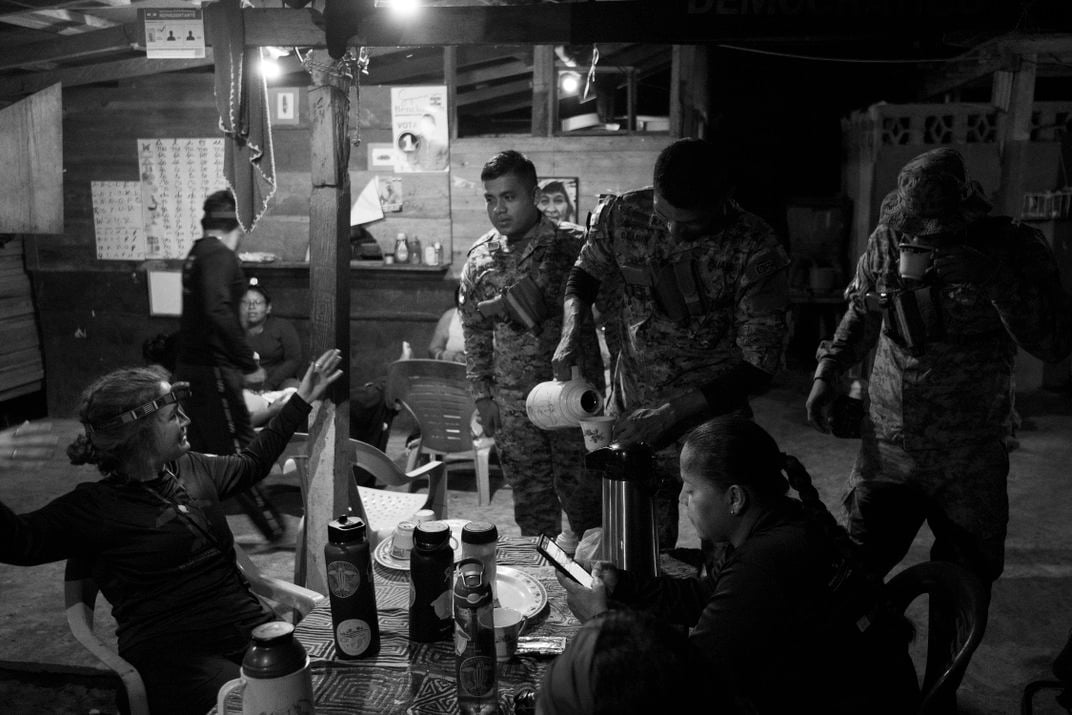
240, 3, 1032, 49
456, 77, 531, 107
0, 53, 212, 97
0, 22, 140, 72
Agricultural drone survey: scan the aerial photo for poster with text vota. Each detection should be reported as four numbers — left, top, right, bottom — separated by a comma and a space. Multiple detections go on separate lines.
390, 86, 449, 174
138, 138, 226, 259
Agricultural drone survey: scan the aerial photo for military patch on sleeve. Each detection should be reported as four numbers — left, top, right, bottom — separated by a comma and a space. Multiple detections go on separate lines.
744, 246, 790, 284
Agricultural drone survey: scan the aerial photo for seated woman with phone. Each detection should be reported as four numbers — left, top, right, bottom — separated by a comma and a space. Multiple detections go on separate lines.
555, 416, 919, 715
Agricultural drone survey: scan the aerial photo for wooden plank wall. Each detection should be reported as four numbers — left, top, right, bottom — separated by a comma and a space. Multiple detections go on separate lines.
27, 72, 669, 417
0, 239, 44, 402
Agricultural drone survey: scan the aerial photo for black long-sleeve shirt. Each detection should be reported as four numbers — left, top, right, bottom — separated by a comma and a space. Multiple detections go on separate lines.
0, 396, 310, 654
611, 498, 917, 714
176, 235, 258, 372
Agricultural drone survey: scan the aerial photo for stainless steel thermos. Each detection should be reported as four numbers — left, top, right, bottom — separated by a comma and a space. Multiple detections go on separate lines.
454, 558, 497, 715
324, 514, 380, 659
586, 441, 660, 577
409, 521, 454, 642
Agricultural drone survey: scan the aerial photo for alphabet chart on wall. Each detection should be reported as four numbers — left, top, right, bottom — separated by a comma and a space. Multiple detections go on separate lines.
137, 137, 226, 259
90, 181, 146, 260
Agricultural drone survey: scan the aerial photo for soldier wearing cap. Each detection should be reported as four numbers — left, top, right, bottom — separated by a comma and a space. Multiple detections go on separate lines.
459, 150, 604, 538
553, 137, 791, 551
806, 147, 1072, 709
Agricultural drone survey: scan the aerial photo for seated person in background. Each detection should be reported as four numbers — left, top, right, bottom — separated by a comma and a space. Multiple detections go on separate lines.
558, 416, 919, 715
536, 609, 705, 714
0, 350, 342, 715
242, 278, 302, 391
427, 285, 466, 363
142, 332, 290, 429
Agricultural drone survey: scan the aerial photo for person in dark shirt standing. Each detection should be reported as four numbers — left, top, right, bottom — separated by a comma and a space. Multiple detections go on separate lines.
173, 189, 282, 541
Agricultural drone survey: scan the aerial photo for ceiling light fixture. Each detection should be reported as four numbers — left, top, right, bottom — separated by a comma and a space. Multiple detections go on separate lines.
559, 71, 581, 97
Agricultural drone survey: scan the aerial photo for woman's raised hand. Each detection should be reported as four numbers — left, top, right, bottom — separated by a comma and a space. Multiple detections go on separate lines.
0, 421, 58, 470
296, 349, 344, 404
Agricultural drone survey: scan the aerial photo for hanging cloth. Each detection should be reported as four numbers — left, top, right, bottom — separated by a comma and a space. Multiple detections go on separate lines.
207, 0, 276, 232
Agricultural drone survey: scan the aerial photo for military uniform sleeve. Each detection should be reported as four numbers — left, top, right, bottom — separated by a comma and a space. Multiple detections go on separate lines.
458, 254, 496, 401
735, 234, 791, 375
814, 229, 887, 383
575, 196, 621, 281
988, 224, 1072, 363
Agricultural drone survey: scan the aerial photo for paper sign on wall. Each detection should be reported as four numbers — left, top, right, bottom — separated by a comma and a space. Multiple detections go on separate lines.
137, 137, 226, 259
91, 181, 146, 260
391, 87, 449, 173
143, 8, 206, 59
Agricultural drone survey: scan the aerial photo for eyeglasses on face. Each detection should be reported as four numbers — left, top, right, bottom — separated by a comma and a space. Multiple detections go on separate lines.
241, 299, 266, 308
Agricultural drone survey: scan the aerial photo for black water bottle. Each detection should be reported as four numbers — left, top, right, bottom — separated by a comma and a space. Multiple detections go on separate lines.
409, 521, 453, 643
454, 558, 497, 715
324, 514, 380, 659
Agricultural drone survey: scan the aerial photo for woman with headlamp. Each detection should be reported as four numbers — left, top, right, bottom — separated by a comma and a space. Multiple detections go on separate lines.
0, 349, 342, 715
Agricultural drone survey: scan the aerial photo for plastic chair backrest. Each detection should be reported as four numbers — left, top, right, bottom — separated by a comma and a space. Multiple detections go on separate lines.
884, 560, 988, 713
386, 359, 476, 455
64, 544, 325, 715
348, 438, 447, 547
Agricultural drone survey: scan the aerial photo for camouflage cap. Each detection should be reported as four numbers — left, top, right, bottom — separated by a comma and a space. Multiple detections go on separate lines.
887, 147, 991, 235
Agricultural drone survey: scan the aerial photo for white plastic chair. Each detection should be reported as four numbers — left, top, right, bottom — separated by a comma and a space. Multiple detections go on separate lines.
386, 359, 497, 505
64, 544, 325, 715
349, 438, 447, 548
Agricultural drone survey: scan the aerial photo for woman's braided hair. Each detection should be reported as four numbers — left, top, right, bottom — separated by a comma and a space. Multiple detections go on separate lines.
684, 417, 887, 624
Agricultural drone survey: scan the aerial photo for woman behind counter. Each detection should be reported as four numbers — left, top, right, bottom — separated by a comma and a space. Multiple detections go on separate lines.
242, 278, 303, 391
0, 349, 342, 715
557, 416, 919, 714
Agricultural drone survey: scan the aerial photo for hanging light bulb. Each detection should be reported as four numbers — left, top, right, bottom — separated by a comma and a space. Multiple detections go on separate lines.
380, 0, 420, 18
259, 56, 283, 80
559, 71, 581, 97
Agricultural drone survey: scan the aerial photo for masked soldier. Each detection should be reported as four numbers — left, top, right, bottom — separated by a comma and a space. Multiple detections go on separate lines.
553, 137, 791, 550
806, 147, 1072, 712
459, 150, 604, 538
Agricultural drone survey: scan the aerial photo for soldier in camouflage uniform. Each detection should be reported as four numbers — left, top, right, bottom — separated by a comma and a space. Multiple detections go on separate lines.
806, 147, 1072, 710
553, 138, 790, 550
458, 150, 605, 538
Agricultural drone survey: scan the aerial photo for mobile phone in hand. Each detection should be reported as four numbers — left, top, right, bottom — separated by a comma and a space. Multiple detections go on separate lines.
536, 534, 595, 588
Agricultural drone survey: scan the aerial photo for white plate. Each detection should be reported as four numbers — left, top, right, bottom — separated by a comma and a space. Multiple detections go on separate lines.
496, 565, 547, 620
373, 518, 470, 571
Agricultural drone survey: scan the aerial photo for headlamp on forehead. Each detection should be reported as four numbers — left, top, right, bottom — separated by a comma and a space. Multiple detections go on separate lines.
87, 384, 191, 433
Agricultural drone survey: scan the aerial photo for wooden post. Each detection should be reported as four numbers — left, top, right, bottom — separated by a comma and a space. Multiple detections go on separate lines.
303, 49, 353, 594
994, 54, 1036, 217
532, 45, 555, 137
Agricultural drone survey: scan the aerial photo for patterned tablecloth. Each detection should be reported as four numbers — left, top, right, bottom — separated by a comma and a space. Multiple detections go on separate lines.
219, 535, 578, 715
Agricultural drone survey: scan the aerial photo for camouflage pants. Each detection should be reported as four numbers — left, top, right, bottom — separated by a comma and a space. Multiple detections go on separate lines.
843, 436, 1009, 585
495, 389, 602, 537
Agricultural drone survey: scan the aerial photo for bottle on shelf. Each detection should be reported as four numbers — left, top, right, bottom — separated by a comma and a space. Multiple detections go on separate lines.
433, 240, 444, 266
409, 235, 423, 265
394, 232, 409, 264
423, 242, 438, 267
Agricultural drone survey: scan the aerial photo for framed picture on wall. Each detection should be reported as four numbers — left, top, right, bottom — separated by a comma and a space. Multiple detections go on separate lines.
536, 177, 579, 225
268, 88, 301, 126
